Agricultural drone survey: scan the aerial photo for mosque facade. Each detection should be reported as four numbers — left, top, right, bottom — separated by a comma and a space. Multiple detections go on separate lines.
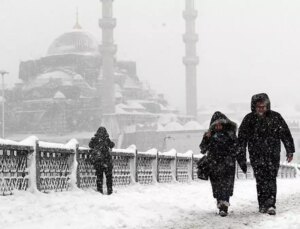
4, 11, 191, 140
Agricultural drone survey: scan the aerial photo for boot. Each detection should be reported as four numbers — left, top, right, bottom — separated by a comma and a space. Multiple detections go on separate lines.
259, 207, 267, 213
267, 207, 276, 215
217, 201, 229, 217
107, 188, 113, 195
219, 205, 228, 217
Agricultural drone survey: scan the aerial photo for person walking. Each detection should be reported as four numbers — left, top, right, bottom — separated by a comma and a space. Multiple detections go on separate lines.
200, 111, 247, 217
238, 93, 295, 215
89, 126, 115, 195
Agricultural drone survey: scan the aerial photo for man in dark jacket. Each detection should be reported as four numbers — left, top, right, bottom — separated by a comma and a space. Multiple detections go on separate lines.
89, 126, 115, 195
238, 93, 295, 215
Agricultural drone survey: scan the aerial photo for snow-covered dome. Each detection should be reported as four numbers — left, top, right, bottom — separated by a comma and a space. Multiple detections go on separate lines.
183, 121, 204, 130
164, 121, 184, 131
47, 30, 99, 56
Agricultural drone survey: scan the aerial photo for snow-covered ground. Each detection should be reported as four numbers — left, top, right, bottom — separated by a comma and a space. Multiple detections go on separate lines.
1, 178, 300, 229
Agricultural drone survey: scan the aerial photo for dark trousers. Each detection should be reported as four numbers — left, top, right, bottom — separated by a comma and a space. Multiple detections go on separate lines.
253, 165, 278, 209
95, 166, 113, 194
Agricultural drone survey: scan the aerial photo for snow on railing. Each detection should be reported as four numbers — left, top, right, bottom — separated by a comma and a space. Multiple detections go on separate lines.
0, 136, 298, 195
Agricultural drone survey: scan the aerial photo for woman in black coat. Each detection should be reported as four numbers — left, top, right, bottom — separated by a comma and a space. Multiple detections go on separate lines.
89, 126, 115, 195
199, 111, 246, 217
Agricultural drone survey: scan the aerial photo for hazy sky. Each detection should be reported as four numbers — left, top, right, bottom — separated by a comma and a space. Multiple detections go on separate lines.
1, 0, 300, 113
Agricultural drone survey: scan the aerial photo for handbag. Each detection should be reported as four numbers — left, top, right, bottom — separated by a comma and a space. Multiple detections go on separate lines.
197, 155, 210, 180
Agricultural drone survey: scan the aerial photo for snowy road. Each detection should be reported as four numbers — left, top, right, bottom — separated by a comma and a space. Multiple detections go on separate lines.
1, 178, 300, 229
160, 183, 300, 229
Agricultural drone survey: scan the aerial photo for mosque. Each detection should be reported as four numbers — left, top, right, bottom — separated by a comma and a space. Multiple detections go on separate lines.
3, 0, 300, 159
9, 22, 184, 135
4, 0, 200, 152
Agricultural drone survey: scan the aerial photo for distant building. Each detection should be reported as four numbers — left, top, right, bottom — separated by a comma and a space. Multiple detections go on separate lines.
5, 19, 187, 137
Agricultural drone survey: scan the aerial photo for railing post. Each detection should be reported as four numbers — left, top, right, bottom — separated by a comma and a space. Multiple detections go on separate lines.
75, 143, 80, 188
189, 154, 193, 181
156, 150, 159, 182
152, 150, 158, 183
68, 143, 78, 190
35, 139, 40, 192
173, 153, 177, 182
129, 148, 137, 183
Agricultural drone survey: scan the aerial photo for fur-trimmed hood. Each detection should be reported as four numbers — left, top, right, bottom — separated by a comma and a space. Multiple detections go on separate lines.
208, 111, 237, 133
251, 93, 271, 112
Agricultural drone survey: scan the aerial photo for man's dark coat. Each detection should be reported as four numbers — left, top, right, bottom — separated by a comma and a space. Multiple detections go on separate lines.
238, 93, 295, 173
238, 93, 295, 209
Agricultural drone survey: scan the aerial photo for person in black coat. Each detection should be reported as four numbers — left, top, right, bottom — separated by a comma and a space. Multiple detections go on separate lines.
89, 126, 115, 195
238, 93, 295, 215
200, 111, 247, 217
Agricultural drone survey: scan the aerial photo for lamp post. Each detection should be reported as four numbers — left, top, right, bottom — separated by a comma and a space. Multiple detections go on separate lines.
0, 70, 8, 138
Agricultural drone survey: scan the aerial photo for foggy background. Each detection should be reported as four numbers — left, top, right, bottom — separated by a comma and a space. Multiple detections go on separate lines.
1, 0, 300, 113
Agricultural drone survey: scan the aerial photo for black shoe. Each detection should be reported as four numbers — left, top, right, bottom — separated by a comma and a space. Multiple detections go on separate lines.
219, 210, 228, 217
267, 207, 276, 215
259, 207, 267, 213
107, 187, 113, 195
219, 204, 228, 217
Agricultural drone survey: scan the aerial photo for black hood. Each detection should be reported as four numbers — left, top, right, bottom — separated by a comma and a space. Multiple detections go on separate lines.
95, 126, 109, 139
209, 111, 237, 133
251, 93, 271, 112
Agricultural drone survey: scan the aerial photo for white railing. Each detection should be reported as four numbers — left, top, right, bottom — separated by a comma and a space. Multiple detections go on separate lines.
0, 136, 298, 195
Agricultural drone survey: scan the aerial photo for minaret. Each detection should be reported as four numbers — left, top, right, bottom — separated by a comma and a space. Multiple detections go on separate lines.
99, 0, 117, 113
73, 7, 82, 29
183, 0, 199, 118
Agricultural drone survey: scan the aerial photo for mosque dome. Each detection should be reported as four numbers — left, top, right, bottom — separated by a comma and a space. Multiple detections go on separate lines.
47, 30, 99, 56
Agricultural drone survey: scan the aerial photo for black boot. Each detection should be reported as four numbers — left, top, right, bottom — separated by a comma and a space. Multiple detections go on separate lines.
217, 201, 229, 217
97, 187, 103, 194
267, 207, 276, 215
219, 205, 228, 217
259, 206, 267, 213
107, 188, 113, 195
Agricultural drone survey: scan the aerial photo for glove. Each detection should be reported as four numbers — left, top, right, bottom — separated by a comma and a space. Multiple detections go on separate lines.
286, 153, 293, 163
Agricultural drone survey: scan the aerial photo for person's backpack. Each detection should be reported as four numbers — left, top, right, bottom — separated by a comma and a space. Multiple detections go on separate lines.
197, 155, 210, 180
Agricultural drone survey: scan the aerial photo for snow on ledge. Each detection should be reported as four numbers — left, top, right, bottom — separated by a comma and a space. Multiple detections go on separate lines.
39, 141, 74, 150
65, 139, 79, 149
138, 148, 158, 156
177, 150, 193, 158
0, 138, 24, 146
0, 136, 37, 147
193, 154, 204, 159
112, 145, 136, 154
79, 146, 89, 151
159, 149, 176, 157
19, 136, 38, 146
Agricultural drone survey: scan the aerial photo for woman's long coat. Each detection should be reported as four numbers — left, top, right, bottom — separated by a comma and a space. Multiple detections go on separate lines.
199, 112, 244, 199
